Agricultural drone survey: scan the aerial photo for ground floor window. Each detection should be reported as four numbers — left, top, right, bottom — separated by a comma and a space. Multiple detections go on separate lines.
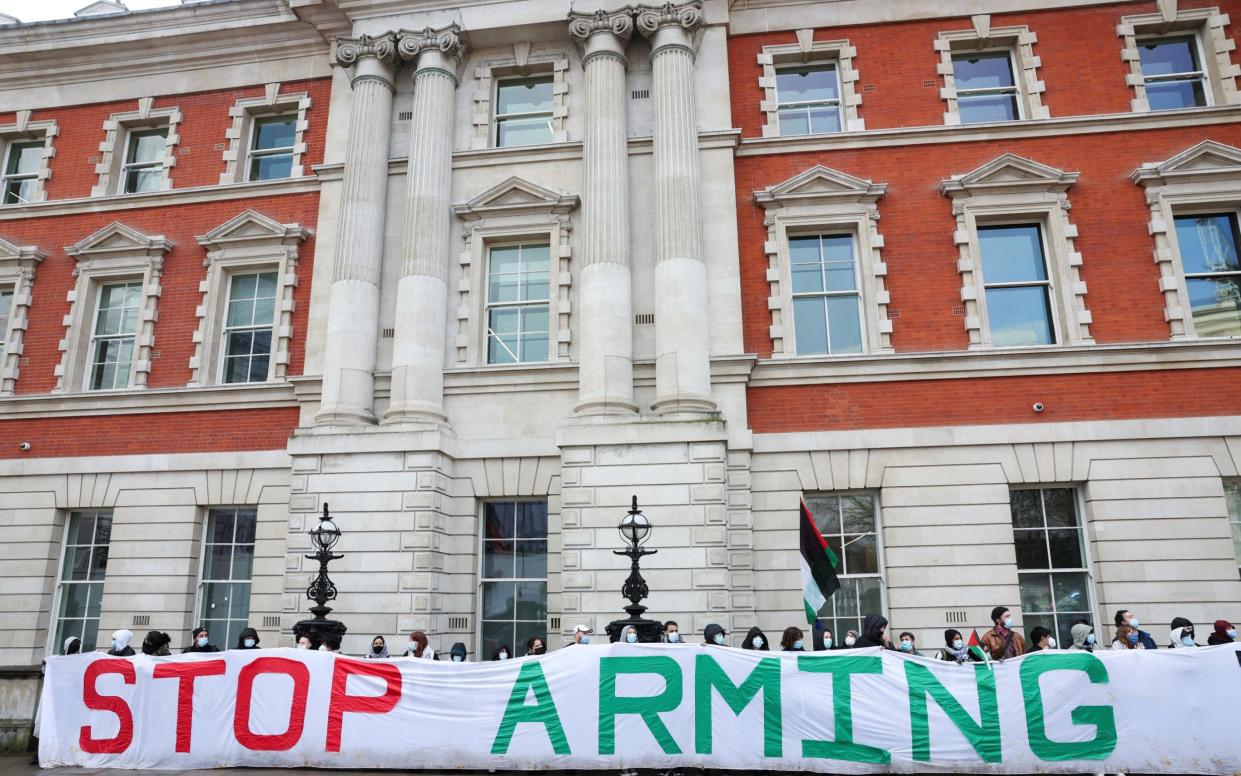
1010, 487, 1094, 646
53, 511, 112, 652
197, 507, 257, 649
802, 492, 884, 641
480, 500, 547, 658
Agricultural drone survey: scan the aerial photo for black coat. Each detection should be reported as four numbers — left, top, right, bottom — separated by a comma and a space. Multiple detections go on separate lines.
852, 614, 890, 649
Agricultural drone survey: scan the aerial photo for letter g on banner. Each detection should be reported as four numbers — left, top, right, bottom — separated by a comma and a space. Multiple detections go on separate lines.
1020, 653, 1116, 761
234, 657, 311, 751
79, 658, 136, 754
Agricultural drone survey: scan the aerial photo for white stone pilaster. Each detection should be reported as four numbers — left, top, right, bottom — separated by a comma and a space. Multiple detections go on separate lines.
570, 10, 638, 416
638, 2, 716, 414
385, 26, 467, 425
316, 34, 399, 426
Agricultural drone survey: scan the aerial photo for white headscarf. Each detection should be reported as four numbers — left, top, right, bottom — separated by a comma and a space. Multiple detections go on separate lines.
111, 629, 133, 652
1169, 626, 1195, 647
63, 637, 80, 654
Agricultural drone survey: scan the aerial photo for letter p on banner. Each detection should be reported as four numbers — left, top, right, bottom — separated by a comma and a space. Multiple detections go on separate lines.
326, 658, 403, 752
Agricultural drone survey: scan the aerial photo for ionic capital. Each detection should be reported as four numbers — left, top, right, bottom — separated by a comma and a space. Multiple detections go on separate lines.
569, 8, 635, 45
397, 24, 468, 71
334, 32, 400, 70
635, 1, 703, 38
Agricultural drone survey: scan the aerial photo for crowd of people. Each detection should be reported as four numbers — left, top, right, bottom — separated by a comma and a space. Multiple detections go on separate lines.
58, 607, 1238, 661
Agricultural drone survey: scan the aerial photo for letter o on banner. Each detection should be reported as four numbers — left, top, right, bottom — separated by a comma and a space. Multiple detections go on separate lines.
79, 659, 136, 754
234, 657, 311, 751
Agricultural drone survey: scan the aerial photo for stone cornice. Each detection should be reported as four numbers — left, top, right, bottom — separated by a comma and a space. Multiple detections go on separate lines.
0, 381, 297, 420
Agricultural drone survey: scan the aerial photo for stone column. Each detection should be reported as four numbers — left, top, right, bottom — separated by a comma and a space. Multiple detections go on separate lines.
638, 2, 716, 414
316, 34, 400, 425
569, 10, 638, 416
384, 25, 467, 425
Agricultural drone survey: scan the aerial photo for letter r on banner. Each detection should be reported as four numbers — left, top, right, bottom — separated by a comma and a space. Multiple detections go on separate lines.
234, 657, 310, 751
80, 659, 136, 755
326, 658, 403, 752
153, 660, 226, 753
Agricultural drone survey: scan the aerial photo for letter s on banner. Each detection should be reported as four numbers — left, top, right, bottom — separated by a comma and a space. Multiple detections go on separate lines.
234, 657, 310, 751
79, 659, 136, 754
153, 660, 226, 753
326, 658, 402, 752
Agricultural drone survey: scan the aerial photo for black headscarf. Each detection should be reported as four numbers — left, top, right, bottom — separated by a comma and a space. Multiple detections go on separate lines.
741, 626, 769, 650
449, 642, 468, 662
703, 623, 726, 646
236, 627, 260, 650
854, 614, 888, 648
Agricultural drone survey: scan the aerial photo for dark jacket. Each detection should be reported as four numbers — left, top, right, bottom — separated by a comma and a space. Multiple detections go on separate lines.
740, 626, 769, 650
1131, 629, 1158, 650
235, 627, 261, 650
106, 646, 135, 657
852, 614, 889, 649
183, 628, 220, 653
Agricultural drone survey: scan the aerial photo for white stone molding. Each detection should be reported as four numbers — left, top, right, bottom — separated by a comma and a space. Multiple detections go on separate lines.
188, 210, 308, 386
0, 236, 44, 395
56, 222, 172, 392
0, 111, 58, 205
934, 23, 1048, 125
452, 177, 579, 366
1131, 140, 1241, 339
754, 164, 893, 357
1118, 7, 1240, 112
315, 32, 399, 426
940, 153, 1092, 349
469, 46, 570, 150
217, 84, 312, 185
757, 36, 864, 136
90, 97, 182, 197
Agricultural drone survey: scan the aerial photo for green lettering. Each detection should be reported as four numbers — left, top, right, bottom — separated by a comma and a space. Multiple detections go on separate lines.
798, 655, 891, 764
694, 654, 782, 757
1020, 652, 1116, 761
598, 656, 683, 755
491, 661, 570, 755
905, 661, 1001, 763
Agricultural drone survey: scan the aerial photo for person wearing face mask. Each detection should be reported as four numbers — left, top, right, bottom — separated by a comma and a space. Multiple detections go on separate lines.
852, 614, 891, 649
1112, 624, 1144, 650
817, 627, 835, 651
1168, 617, 1196, 648
106, 629, 135, 657
1027, 626, 1056, 651
525, 636, 547, 656
183, 627, 219, 653
896, 632, 917, 654
365, 636, 390, 659
663, 621, 683, 644
937, 629, 976, 663
449, 642, 468, 662
843, 629, 859, 648
703, 623, 728, 647
740, 626, 770, 650
319, 634, 341, 653
235, 627, 261, 650
492, 644, 512, 661
780, 626, 806, 651
296, 634, 313, 650
570, 624, 593, 646
619, 625, 641, 644
1113, 610, 1157, 649
1068, 622, 1095, 652
981, 607, 1026, 660
404, 631, 435, 659
141, 630, 172, 656
1208, 619, 1237, 645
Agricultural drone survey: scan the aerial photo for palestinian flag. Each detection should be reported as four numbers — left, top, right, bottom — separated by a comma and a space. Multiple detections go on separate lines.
967, 629, 990, 664
800, 500, 841, 624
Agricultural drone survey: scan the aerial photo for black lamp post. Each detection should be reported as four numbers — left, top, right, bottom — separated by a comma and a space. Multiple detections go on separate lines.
293, 503, 348, 647
605, 496, 665, 643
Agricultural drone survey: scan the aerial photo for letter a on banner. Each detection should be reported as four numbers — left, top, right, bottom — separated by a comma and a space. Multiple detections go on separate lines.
1020, 653, 1116, 761
598, 656, 683, 755
79, 659, 135, 755
491, 661, 570, 755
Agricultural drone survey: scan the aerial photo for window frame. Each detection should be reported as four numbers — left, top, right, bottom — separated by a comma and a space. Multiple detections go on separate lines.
217, 270, 281, 384
1166, 208, 1241, 339
193, 506, 258, 652
774, 62, 844, 137
245, 114, 299, 183
1119, 8, 1241, 113
801, 491, 888, 643
84, 280, 143, 392
218, 91, 311, 185
119, 127, 169, 195
0, 114, 56, 206
973, 220, 1061, 348
48, 510, 113, 655
758, 38, 865, 137
935, 24, 1048, 126
950, 47, 1025, 123
1225, 480, 1241, 580
1135, 33, 1212, 110
786, 230, 867, 356
475, 498, 550, 659
90, 100, 180, 197
483, 240, 553, 365
470, 57, 568, 151
1, 140, 45, 205
493, 74, 556, 149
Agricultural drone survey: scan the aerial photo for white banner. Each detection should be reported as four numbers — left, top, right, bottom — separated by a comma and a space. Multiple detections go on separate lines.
37, 643, 1241, 772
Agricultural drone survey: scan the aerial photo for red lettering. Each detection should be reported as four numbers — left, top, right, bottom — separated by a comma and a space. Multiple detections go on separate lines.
325, 658, 402, 752
233, 657, 309, 751
79, 659, 135, 754
152, 660, 226, 753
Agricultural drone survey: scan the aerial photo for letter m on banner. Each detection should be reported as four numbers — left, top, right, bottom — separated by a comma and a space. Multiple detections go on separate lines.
694, 654, 782, 757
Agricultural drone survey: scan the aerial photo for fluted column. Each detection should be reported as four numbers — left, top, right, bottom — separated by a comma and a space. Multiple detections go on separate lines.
638, 2, 716, 414
384, 26, 467, 425
569, 9, 638, 415
316, 34, 400, 425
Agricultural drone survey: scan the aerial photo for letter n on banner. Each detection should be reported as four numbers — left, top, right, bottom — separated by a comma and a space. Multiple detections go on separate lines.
694, 654, 782, 757
235, 657, 310, 751
327, 658, 403, 752
80, 659, 136, 754
797, 655, 890, 764
598, 656, 683, 755
1019, 653, 1116, 761
152, 660, 226, 752
905, 661, 1001, 764
491, 661, 570, 755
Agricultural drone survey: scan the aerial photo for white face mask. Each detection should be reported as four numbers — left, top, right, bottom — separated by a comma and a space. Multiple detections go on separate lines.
318, 644, 329, 651
1128, 617, 1140, 629
626, 632, 638, 643
845, 636, 856, 647
666, 632, 680, 643
498, 651, 509, 660
1228, 629, 1238, 639
197, 637, 209, 648
580, 635, 590, 645
452, 654, 463, 662
1046, 638, 1057, 649
752, 636, 764, 649
713, 633, 726, 645
243, 638, 256, 648
407, 642, 418, 654
953, 639, 964, 650
297, 642, 310, 650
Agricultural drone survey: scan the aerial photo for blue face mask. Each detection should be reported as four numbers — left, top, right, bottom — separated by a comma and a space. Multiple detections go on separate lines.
752, 636, 764, 649
1227, 629, 1238, 639
1127, 632, 1139, 643
1128, 617, 1140, 629
580, 635, 590, 645
1181, 636, 1196, 647
1003, 617, 1013, 629
713, 633, 726, 645
1085, 634, 1096, 645
243, 638, 256, 648
793, 639, 804, 650
823, 638, 833, 649
626, 632, 638, 644
953, 639, 964, 650
899, 640, 913, 652
666, 632, 680, 643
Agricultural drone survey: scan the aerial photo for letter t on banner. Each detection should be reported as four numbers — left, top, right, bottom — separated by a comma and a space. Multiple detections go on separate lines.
326, 658, 403, 752
153, 660, 226, 753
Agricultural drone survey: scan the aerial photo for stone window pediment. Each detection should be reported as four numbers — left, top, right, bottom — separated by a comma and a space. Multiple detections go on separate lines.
0, 236, 45, 394
935, 17, 1048, 125
1118, 6, 1241, 112
757, 31, 865, 137
468, 44, 570, 150
218, 83, 312, 185
90, 98, 182, 197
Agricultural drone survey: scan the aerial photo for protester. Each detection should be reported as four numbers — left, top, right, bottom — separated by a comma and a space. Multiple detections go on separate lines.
570, 624, 592, 646
1069, 622, 1095, 652
981, 607, 1026, 660
740, 626, 769, 650
618, 625, 639, 644
140, 631, 171, 656
183, 627, 219, 653
663, 621, 683, 644
235, 627, 260, 650
404, 631, 435, 659
1027, 626, 1054, 651
936, 629, 976, 663
897, 632, 917, 654
296, 634, 313, 650
449, 642, 468, 662
525, 636, 547, 656
492, 644, 512, 661
1114, 610, 1157, 649
366, 636, 390, 659
819, 627, 834, 651
703, 623, 727, 646
780, 627, 805, 651
319, 634, 341, 653
62, 637, 81, 656
1112, 624, 1143, 650
1169, 625, 1196, 648
853, 615, 890, 648
106, 629, 135, 657
1208, 620, 1236, 645
843, 629, 859, 648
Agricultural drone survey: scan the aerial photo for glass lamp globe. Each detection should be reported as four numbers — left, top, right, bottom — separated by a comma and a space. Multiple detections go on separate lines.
311, 506, 340, 551
618, 509, 651, 546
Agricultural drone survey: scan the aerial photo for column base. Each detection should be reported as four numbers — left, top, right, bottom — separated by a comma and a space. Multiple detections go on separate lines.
573, 397, 640, 416
650, 392, 718, 415
313, 404, 378, 426
381, 401, 450, 427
